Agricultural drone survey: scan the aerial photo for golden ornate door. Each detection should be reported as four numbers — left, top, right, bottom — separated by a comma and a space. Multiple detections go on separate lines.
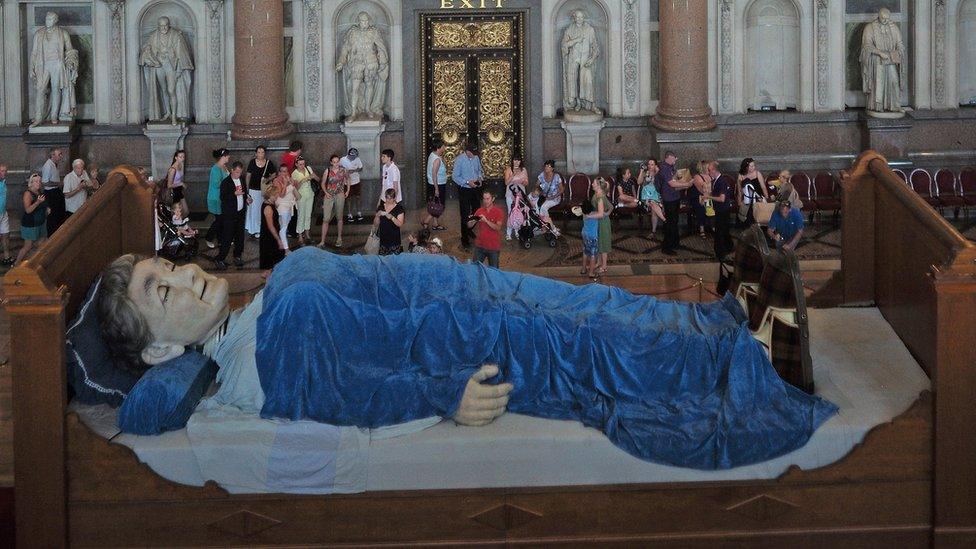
421, 13, 525, 183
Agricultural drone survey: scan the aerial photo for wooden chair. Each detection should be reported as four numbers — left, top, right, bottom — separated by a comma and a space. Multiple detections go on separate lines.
730, 224, 771, 311
745, 248, 815, 394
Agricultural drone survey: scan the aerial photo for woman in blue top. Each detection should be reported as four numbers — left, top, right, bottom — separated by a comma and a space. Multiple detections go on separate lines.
534, 160, 563, 221
204, 149, 230, 248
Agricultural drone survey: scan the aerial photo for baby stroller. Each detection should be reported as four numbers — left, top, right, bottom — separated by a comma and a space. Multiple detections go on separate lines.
508, 185, 561, 250
156, 202, 199, 261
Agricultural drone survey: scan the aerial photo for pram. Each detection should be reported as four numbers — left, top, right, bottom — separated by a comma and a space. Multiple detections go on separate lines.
156, 201, 199, 261
508, 184, 561, 250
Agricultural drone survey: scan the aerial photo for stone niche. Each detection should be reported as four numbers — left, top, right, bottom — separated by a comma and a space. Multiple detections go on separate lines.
552, 0, 609, 116
137, 1, 197, 123
744, 0, 800, 111
334, 0, 393, 122
959, 0, 976, 106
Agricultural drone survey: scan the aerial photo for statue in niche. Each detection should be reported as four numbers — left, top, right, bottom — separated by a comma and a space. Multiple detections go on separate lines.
335, 11, 390, 122
29, 11, 79, 127
859, 8, 905, 118
139, 16, 195, 125
561, 9, 602, 117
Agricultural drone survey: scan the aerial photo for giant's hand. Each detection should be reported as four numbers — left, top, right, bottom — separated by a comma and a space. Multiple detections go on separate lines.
453, 364, 513, 426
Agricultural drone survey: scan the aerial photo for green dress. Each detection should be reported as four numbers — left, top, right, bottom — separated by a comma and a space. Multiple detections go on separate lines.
592, 195, 612, 254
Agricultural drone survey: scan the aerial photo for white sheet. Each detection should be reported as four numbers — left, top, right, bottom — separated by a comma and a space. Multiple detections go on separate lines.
73, 307, 930, 493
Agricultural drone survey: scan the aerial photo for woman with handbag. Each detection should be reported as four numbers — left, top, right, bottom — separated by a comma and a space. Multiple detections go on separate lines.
373, 187, 405, 255
319, 154, 350, 248
291, 156, 319, 245
736, 157, 768, 226
422, 139, 448, 232
245, 145, 275, 238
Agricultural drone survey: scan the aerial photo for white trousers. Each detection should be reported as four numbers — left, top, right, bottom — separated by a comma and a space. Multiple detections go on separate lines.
245, 189, 264, 235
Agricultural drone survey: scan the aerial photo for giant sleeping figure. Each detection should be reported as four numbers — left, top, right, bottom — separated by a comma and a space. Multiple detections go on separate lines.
96, 247, 836, 470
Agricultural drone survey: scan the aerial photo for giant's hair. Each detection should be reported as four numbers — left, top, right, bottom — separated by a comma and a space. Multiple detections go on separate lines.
96, 254, 152, 372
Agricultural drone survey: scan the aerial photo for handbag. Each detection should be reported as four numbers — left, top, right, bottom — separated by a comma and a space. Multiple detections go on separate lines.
508, 194, 525, 230
364, 231, 380, 255
426, 199, 445, 218
704, 199, 715, 217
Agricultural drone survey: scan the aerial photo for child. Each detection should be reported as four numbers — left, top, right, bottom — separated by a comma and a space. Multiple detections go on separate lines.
172, 203, 198, 238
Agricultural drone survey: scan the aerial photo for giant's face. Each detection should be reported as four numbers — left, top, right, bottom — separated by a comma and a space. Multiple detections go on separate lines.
126, 258, 229, 350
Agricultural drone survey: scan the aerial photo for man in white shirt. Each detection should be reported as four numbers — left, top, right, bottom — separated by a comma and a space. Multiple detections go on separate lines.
41, 147, 66, 235
62, 158, 99, 218
339, 148, 365, 221
379, 149, 401, 205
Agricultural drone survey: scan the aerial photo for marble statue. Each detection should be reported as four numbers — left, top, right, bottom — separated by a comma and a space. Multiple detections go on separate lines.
561, 9, 601, 116
859, 8, 905, 117
335, 12, 390, 122
29, 12, 78, 127
139, 17, 195, 124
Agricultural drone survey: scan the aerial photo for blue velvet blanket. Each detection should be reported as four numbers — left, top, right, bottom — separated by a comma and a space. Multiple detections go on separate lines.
256, 248, 837, 470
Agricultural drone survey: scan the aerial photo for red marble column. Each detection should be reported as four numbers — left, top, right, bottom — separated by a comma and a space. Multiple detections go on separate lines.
231, 0, 293, 139
653, 0, 716, 132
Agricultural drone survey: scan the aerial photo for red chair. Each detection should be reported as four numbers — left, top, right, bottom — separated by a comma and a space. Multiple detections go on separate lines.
935, 169, 966, 215
892, 168, 908, 183
812, 172, 841, 215
561, 173, 592, 230
789, 172, 814, 216
960, 168, 976, 208
910, 168, 940, 209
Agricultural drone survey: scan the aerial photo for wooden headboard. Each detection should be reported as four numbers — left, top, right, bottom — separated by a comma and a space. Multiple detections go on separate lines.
839, 151, 976, 546
2, 167, 153, 548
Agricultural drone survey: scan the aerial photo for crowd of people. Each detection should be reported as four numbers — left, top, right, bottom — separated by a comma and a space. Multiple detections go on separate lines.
0, 142, 804, 273
0, 147, 101, 267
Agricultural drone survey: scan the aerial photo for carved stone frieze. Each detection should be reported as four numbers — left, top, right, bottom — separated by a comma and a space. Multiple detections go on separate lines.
623, 0, 638, 110
816, 0, 828, 108
303, 0, 322, 114
720, 0, 733, 111
205, 0, 225, 121
103, 0, 126, 122
934, 0, 947, 106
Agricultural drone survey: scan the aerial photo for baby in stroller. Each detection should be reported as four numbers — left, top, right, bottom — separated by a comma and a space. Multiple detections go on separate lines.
507, 182, 561, 250
156, 201, 199, 261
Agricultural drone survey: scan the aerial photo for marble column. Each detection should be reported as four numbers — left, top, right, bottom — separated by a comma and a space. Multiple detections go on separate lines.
652, 0, 715, 132
230, 0, 293, 139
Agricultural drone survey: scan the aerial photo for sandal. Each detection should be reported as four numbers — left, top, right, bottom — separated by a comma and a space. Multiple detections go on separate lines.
597, 267, 608, 275
432, 225, 447, 231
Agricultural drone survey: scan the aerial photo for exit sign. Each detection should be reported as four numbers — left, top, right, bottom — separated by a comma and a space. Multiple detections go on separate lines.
440, 0, 505, 8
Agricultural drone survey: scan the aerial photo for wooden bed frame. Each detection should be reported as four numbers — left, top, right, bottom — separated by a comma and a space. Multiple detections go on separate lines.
5, 153, 976, 547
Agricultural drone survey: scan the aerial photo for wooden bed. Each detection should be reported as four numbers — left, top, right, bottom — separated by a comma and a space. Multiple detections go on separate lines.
5, 152, 976, 547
